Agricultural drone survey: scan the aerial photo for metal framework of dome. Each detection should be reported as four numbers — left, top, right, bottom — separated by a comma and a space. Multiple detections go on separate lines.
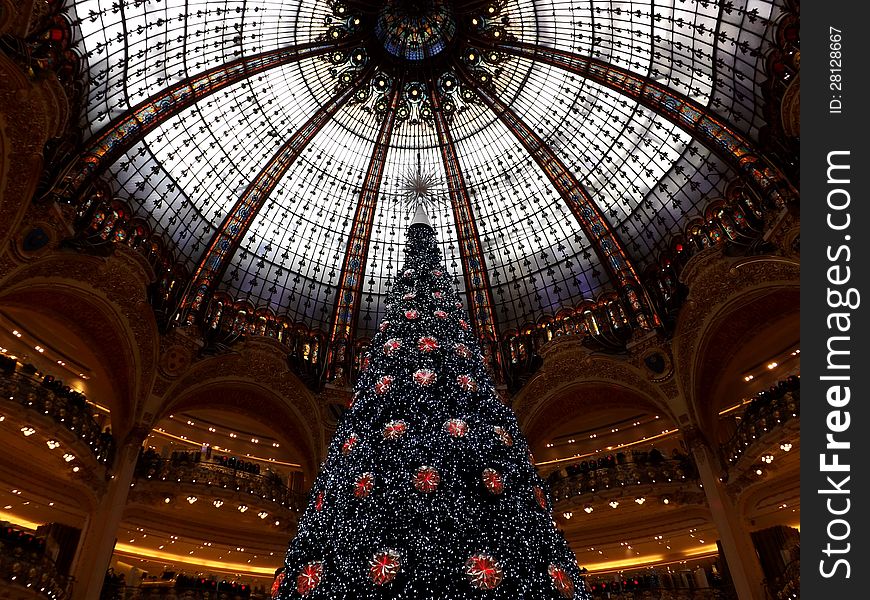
58, 0, 797, 383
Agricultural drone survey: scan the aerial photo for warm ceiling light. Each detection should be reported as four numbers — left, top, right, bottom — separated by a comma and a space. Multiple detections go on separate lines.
46, 440, 60, 450
662, 497, 670, 505
755, 469, 764, 476
20, 426, 35, 436
767, 362, 778, 370
187, 496, 198, 504
12, 330, 21, 337
164, 496, 171, 504
635, 497, 646, 505
63, 453, 75, 462
72, 466, 80, 472
562, 512, 573, 520
743, 375, 754, 382
274, 521, 280, 526
257, 511, 268, 519
583, 505, 593, 514
213, 499, 224, 508
238, 505, 248, 513
780, 442, 792, 452
761, 454, 774, 464
609, 500, 619, 509
34, 346, 44, 353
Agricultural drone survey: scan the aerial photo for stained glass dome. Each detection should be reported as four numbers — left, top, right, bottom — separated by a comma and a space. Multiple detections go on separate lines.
63, 0, 793, 362
376, 0, 457, 62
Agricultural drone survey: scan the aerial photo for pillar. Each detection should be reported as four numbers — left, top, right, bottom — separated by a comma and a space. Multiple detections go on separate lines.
69, 430, 144, 600
690, 436, 767, 600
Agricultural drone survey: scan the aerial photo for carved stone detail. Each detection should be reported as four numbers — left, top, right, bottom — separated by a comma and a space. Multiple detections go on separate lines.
156, 337, 324, 473
0, 250, 160, 431
672, 252, 799, 429
512, 337, 676, 437
0, 53, 69, 248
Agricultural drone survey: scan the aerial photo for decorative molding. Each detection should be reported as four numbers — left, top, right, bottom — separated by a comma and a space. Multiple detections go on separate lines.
0, 53, 69, 248
672, 252, 800, 432
512, 338, 676, 441
157, 337, 324, 474
0, 250, 161, 432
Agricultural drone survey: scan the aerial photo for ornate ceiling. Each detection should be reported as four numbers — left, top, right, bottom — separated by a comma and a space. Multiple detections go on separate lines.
67, 0, 788, 339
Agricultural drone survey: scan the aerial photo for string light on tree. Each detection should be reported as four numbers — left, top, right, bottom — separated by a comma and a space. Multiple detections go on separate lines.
275, 203, 588, 599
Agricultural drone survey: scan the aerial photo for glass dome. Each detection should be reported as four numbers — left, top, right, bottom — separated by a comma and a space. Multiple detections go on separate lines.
65, 0, 790, 341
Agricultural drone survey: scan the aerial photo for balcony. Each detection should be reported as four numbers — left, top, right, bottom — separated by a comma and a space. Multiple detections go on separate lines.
722, 377, 800, 469
133, 453, 307, 517
0, 362, 114, 470
0, 523, 69, 600
547, 454, 701, 509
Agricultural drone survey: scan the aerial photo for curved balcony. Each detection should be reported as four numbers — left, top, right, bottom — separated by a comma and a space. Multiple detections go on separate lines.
0, 524, 69, 600
584, 585, 733, 600
133, 454, 307, 516
722, 377, 800, 469
0, 363, 114, 467
547, 456, 700, 508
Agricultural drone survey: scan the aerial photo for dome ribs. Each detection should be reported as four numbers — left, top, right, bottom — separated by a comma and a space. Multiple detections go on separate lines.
325, 77, 405, 381
492, 40, 797, 208
453, 61, 660, 332
429, 86, 504, 383
179, 66, 376, 321
54, 38, 354, 203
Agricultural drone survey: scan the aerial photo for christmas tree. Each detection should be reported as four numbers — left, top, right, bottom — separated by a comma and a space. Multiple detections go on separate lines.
277, 205, 587, 599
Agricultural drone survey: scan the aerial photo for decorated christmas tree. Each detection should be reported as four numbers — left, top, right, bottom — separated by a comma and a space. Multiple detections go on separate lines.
277, 205, 588, 599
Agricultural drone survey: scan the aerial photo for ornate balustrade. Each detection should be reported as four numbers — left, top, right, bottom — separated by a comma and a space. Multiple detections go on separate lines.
0, 365, 114, 467
584, 586, 733, 600
547, 457, 699, 506
101, 583, 265, 600
134, 455, 306, 513
0, 524, 69, 600
722, 377, 800, 468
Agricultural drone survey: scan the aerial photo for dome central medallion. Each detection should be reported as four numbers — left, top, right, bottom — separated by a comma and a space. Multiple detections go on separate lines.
325, 0, 512, 124
375, 0, 457, 62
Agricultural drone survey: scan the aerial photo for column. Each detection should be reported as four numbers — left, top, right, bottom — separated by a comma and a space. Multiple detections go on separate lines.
69, 430, 144, 600
690, 436, 767, 600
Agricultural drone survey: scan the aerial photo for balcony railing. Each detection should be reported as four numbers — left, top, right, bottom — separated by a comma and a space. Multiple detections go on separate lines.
722, 377, 800, 466
584, 586, 733, 600
0, 365, 114, 467
134, 455, 307, 512
547, 457, 699, 505
101, 583, 267, 600
0, 524, 69, 600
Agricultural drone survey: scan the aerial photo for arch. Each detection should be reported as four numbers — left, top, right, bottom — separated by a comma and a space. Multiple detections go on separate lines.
157, 380, 314, 475
672, 252, 800, 436
512, 340, 676, 435
0, 252, 160, 434
155, 340, 323, 477
524, 380, 676, 458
